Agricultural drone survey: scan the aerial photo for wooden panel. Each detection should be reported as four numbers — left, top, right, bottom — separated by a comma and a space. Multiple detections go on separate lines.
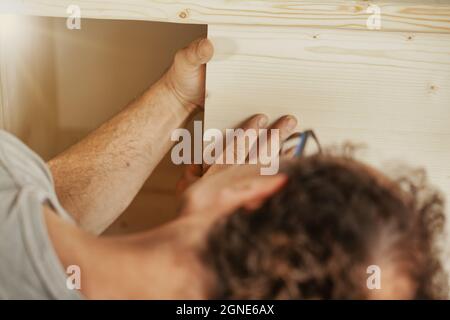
0, 15, 58, 159
0, 35, 6, 129
0, 17, 6, 129
0, 15, 10, 130
0, 86, 4, 129
205, 24, 450, 207
51, 18, 205, 132
4, 0, 450, 33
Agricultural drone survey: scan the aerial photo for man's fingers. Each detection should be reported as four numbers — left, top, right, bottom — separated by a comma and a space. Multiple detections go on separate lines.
256, 115, 298, 164
231, 114, 268, 164
175, 38, 214, 72
197, 38, 214, 64
221, 114, 268, 167
238, 114, 269, 132
205, 114, 268, 176
270, 115, 298, 143
204, 114, 297, 176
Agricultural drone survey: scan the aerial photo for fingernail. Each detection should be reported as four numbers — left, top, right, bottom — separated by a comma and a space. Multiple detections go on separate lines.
198, 39, 210, 58
258, 115, 269, 127
285, 116, 298, 130
199, 38, 207, 48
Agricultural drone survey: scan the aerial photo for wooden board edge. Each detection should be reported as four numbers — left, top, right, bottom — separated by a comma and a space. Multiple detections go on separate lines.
2, 0, 450, 34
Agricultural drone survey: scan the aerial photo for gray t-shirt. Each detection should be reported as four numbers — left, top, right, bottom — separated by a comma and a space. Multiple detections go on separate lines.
0, 130, 83, 299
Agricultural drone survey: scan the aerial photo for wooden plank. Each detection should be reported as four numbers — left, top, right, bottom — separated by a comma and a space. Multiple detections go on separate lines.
0, 57, 5, 130
205, 24, 450, 208
0, 15, 59, 159
2, 0, 450, 33
0, 85, 4, 130
0, 17, 8, 130
51, 18, 205, 131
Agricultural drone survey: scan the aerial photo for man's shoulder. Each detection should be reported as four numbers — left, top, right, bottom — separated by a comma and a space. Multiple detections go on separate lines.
0, 130, 82, 299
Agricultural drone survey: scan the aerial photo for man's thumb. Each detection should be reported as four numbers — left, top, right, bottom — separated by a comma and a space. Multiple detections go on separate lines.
175, 38, 214, 70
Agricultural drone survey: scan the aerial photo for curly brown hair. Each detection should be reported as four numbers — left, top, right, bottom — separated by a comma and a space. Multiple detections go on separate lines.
203, 155, 448, 299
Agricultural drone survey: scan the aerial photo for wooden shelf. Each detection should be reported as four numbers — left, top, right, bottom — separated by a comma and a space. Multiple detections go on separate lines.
4, 0, 450, 33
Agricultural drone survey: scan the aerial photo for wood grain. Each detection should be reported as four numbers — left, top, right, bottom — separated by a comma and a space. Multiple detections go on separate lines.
205, 24, 450, 209
4, 0, 450, 33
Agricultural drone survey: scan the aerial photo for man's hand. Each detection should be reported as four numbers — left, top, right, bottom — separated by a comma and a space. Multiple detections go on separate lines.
178, 114, 298, 221
176, 114, 298, 195
161, 38, 214, 113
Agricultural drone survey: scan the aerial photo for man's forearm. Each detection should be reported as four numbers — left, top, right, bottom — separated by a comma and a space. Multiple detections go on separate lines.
48, 81, 192, 234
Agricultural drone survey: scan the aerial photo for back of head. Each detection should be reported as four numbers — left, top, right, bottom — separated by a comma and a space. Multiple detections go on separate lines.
203, 155, 447, 299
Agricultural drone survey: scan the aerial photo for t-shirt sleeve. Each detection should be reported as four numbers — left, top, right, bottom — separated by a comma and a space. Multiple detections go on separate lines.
0, 130, 82, 299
